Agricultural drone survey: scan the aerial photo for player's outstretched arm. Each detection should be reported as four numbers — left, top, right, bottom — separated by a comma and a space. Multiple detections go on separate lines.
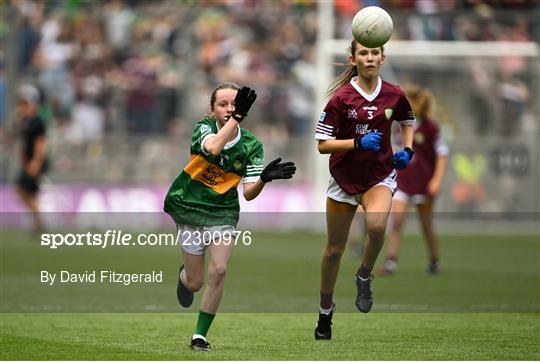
243, 158, 296, 201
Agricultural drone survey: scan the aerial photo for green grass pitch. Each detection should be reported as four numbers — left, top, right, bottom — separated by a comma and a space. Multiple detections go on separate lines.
2, 313, 538, 360
1, 228, 539, 359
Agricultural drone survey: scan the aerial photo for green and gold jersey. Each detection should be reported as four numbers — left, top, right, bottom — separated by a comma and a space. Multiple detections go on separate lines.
164, 116, 264, 227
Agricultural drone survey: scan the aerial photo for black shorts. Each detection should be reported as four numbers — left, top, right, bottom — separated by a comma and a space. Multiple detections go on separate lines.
16, 170, 41, 195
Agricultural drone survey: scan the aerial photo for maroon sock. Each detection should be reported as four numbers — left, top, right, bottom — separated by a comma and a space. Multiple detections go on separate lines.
320, 292, 333, 309
357, 264, 372, 279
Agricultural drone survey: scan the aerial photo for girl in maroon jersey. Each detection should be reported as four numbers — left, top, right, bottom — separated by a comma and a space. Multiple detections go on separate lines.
380, 85, 449, 276
314, 39, 415, 339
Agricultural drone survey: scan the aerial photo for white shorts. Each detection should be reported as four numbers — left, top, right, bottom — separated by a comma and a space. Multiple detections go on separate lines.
326, 171, 397, 206
393, 190, 430, 205
176, 224, 236, 255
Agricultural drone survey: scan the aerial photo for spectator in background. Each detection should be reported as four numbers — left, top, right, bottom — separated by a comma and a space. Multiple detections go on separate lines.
18, 16, 41, 71
122, 54, 158, 134
15, 84, 48, 232
379, 85, 449, 276
11, 0, 43, 72
68, 57, 108, 143
102, 0, 135, 62
33, 11, 76, 123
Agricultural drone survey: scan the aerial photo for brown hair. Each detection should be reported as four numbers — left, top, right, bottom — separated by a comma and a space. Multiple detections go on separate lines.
404, 84, 433, 121
210, 82, 240, 111
326, 39, 385, 99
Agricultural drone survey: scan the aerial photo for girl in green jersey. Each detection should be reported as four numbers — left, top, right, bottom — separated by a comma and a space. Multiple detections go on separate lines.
164, 83, 296, 351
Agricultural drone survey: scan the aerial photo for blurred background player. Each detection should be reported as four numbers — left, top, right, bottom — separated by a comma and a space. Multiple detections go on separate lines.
314, 39, 415, 340
380, 85, 449, 276
164, 83, 295, 351
15, 84, 47, 232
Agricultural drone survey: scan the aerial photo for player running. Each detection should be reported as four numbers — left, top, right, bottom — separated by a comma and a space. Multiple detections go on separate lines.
314, 40, 415, 339
379, 85, 449, 276
164, 83, 296, 351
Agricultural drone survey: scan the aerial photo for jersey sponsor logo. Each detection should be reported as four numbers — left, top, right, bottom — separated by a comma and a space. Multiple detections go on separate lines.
184, 155, 241, 194
355, 124, 369, 135
347, 109, 358, 119
318, 111, 326, 122
384, 108, 393, 120
233, 160, 243, 170
202, 165, 221, 186
200, 124, 212, 134
362, 106, 378, 111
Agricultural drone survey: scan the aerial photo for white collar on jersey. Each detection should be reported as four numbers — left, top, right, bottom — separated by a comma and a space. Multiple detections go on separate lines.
215, 121, 241, 149
350, 76, 382, 102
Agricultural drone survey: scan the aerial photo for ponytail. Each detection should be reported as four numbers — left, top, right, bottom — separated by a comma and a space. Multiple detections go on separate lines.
325, 64, 358, 100
325, 40, 385, 99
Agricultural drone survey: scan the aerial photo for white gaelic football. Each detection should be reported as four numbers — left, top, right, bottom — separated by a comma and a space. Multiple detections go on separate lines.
351, 6, 393, 48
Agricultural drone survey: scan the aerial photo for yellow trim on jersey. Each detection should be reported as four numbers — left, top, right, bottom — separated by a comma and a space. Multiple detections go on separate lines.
184, 154, 241, 194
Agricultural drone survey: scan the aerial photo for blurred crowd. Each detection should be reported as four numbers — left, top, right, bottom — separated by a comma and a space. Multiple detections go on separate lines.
4, 0, 320, 143
2, 0, 538, 142
0, 0, 538, 187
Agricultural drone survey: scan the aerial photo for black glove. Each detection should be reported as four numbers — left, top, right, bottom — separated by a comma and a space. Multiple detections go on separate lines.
260, 157, 296, 183
230, 86, 257, 122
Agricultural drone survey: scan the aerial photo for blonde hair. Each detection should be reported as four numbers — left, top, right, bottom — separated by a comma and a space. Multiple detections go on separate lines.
404, 84, 433, 121
326, 39, 385, 99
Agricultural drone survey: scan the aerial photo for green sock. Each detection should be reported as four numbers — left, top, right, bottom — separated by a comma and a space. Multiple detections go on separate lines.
195, 310, 215, 337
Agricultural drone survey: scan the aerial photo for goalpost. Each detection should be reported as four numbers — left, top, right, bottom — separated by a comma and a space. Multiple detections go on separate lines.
312, 2, 539, 213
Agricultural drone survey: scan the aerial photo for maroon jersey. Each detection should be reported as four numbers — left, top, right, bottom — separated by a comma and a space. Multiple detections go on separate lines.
397, 118, 449, 195
315, 77, 415, 194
